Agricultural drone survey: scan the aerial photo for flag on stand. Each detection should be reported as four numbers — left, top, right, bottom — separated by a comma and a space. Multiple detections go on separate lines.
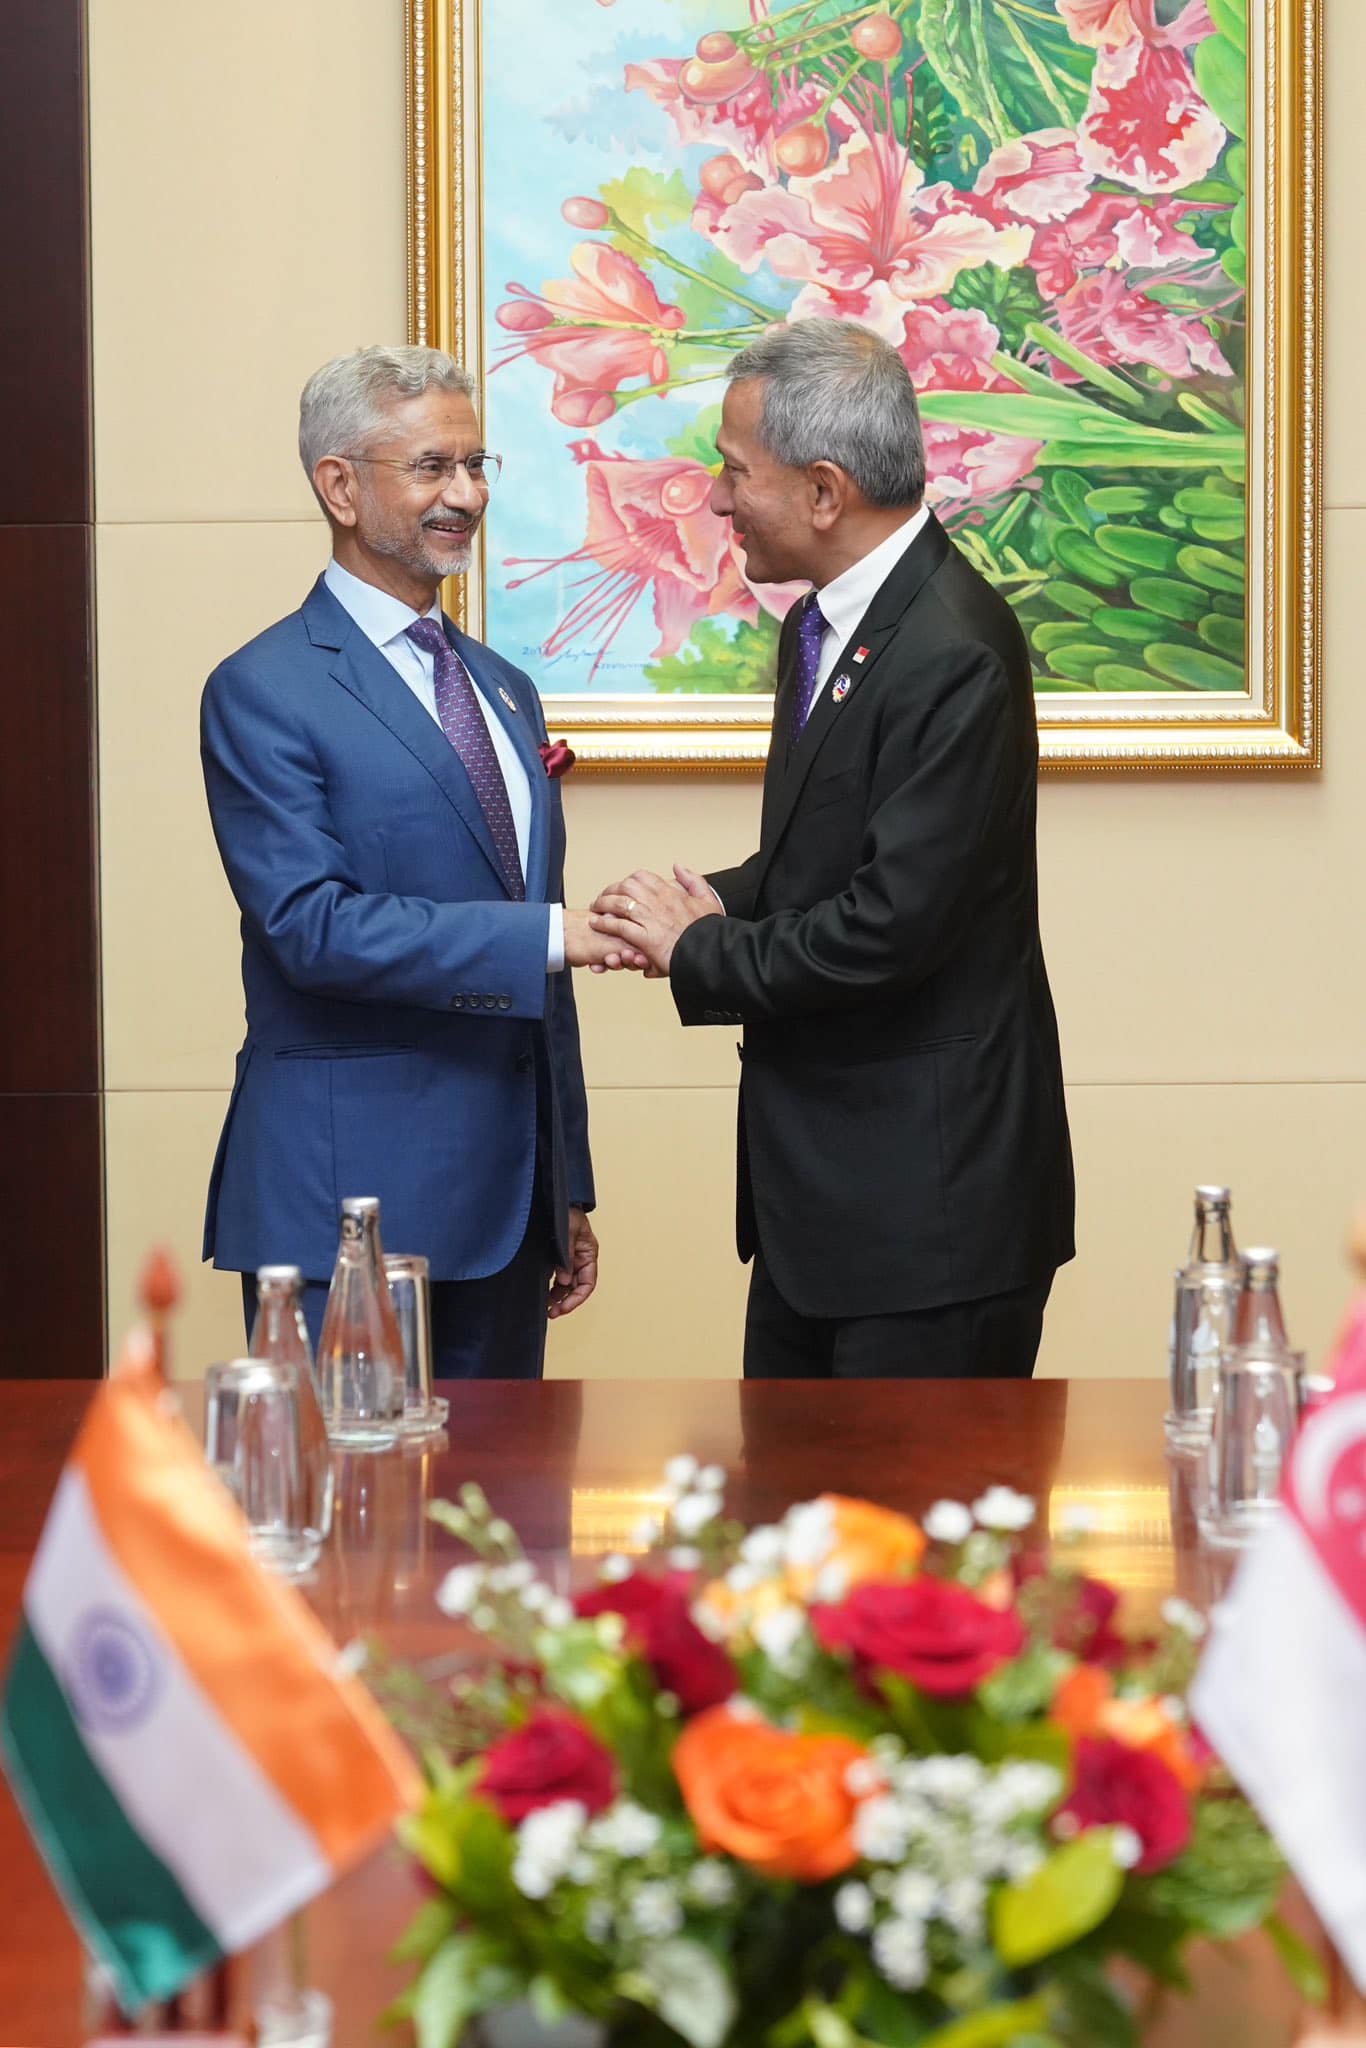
0, 1338, 421, 2014
1191, 1301, 1366, 1991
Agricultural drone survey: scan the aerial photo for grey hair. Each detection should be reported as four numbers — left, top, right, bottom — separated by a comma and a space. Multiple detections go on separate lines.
726, 320, 925, 509
298, 344, 475, 485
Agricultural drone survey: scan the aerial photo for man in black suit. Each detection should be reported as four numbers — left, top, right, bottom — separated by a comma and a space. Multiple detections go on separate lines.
592, 320, 1074, 1379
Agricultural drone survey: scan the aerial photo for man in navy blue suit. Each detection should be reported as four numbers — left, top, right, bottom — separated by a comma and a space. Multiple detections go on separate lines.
201, 345, 627, 1377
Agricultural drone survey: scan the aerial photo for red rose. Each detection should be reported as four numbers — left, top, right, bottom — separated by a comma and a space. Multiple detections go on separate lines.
1057, 1736, 1192, 1875
1016, 1554, 1128, 1667
478, 1708, 616, 1824
813, 1578, 1026, 1698
577, 1572, 735, 1716
539, 739, 576, 779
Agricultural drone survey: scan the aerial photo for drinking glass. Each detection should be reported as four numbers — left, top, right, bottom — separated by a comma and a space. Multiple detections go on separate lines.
205, 1360, 321, 1579
1197, 1346, 1304, 1551
384, 1253, 448, 1439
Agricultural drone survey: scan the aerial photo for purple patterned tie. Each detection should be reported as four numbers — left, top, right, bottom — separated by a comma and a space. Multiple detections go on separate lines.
406, 616, 525, 900
789, 591, 828, 751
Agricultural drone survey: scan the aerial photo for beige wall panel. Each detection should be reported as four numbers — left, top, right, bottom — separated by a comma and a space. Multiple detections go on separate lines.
546, 1089, 749, 1381
105, 1089, 242, 1377
99, 520, 329, 1091
1324, 0, 1366, 508
89, 0, 407, 526
1041, 1083, 1366, 1381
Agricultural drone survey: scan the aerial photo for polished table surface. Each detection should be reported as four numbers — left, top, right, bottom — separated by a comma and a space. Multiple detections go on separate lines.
0, 1378, 1309, 2046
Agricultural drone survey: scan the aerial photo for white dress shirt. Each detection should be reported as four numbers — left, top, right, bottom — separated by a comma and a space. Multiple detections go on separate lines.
809, 503, 931, 703
323, 557, 564, 971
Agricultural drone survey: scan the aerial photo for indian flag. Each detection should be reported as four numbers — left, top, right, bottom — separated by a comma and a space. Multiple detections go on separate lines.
0, 1343, 421, 2014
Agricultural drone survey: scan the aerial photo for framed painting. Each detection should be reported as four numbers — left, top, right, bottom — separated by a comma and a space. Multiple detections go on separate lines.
407, 0, 1319, 773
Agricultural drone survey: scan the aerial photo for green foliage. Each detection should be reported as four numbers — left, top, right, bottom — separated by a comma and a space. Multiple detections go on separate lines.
917, 1994, 1052, 2047
665, 405, 722, 469
1045, 1961, 1139, 2048
646, 614, 780, 697
910, 64, 954, 172
946, 265, 1046, 355
994, 1834, 1126, 1967
412, 1931, 525, 2048
1143, 1798, 1286, 1938
977, 1644, 1072, 1722
617, 1938, 737, 2048
599, 167, 693, 243
918, 0, 1091, 149
1263, 1912, 1330, 2005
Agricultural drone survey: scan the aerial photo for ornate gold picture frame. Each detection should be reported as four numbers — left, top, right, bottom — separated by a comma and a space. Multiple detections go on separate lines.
407, 0, 1319, 774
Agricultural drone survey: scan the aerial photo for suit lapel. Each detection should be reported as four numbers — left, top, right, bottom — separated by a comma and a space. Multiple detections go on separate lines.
453, 624, 551, 904
303, 578, 508, 895
756, 514, 953, 886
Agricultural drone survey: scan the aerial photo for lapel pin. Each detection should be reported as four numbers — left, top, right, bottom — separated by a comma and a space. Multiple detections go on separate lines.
498, 686, 519, 713
832, 675, 852, 704
852, 645, 870, 664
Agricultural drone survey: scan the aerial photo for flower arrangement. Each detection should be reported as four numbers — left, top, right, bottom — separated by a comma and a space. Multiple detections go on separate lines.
382, 1463, 1304, 2048
489, 0, 1248, 699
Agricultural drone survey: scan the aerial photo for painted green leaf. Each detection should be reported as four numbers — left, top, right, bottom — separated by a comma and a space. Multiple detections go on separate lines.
1198, 613, 1246, 660
1131, 576, 1207, 624
1208, 0, 1248, 56
1177, 544, 1245, 594
1053, 532, 1122, 585
1051, 470, 1099, 532
1085, 486, 1158, 516
1095, 664, 1182, 693
994, 1833, 1125, 1966
1174, 488, 1246, 526
1047, 645, 1111, 682
1047, 581, 1103, 618
1094, 525, 1184, 572
1091, 608, 1169, 645
918, 0, 1091, 147
646, 614, 779, 696
599, 167, 692, 240
1194, 34, 1247, 139
1146, 642, 1245, 689
1033, 621, 1095, 654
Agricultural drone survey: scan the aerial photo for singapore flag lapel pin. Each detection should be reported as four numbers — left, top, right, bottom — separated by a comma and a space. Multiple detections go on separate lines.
852, 645, 870, 663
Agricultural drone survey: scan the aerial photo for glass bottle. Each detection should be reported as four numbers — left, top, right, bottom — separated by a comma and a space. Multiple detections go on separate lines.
1166, 1184, 1240, 1449
250, 1264, 335, 1543
1230, 1247, 1293, 1354
315, 1197, 405, 1448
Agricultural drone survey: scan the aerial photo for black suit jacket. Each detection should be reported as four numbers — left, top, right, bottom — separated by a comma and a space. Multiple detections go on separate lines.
670, 513, 1075, 1318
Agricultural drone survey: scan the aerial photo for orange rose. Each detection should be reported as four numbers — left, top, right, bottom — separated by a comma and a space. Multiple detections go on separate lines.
803, 1495, 927, 1596
1052, 1667, 1206, 1792
673, 1707, 871, 1882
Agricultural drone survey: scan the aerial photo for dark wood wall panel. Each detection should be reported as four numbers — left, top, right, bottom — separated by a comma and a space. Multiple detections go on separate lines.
0, 1, 101, 1376
0, 526, 98, 1094
0, 2, 92, 524
0, 1097, 103, 1376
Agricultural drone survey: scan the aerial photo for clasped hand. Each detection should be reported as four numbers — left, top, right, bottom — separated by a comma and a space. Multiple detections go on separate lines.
562, 865, 719, 977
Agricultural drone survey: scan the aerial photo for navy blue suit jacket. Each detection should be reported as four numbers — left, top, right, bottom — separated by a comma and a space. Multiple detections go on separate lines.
200, 575, 593, 1283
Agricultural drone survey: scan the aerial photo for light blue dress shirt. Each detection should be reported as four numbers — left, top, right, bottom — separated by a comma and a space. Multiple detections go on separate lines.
323, 557, 564, 971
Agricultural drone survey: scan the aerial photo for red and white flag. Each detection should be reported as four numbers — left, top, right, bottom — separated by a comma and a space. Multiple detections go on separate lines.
1192, 1305, 1366, 1989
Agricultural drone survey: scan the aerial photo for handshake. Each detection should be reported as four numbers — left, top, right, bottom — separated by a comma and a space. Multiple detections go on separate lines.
563, 863, 721, 979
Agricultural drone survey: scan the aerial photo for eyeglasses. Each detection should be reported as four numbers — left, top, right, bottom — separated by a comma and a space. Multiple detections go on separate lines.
348, 452, 503, 489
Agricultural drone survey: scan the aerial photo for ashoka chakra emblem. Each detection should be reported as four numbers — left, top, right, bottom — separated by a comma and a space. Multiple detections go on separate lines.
66, 1607, 162, 1735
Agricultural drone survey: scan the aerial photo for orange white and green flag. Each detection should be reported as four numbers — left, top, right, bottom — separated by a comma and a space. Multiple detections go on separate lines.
0, 1341, 421, 2013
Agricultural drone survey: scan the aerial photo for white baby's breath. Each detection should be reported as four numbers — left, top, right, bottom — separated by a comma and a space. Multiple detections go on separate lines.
738, 1525, 786, 1572
1161, 1597, 1208, 1639
632, 1516, 663, 1549
665, 1455, 700, 1491
600, 1553, 633, 1583
673, 1491, 724, 1539
783, 1499, 837, 1569
512, 1800, 587, 1899
697, 1465, 726, 1494
541, 1596, 574, 1630
924, 1500, 973, 1545
669, 1546, 703, 1572
971, 1486, 1036, 1533
589, 1802, 663, 1858
630, 1881, 684, 1939
1112, 1825, 1144, 1871
833, 1882, 874, 1934
872, 1918, 928, 1992
853, 1796, 910, 1864
686, 1860, 737, 1910
889, 1868, 938, 1922
434, 1564, 484, 1617
752, 1604, 807, 1671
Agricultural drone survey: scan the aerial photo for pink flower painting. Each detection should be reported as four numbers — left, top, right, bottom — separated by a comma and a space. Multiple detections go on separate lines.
483, 0, 1245, 700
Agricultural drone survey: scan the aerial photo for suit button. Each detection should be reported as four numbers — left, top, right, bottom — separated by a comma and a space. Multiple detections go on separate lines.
450, 996, 464, 1010
516, 1052, 533, 1074
483, 994, 498, 1010
498, 995, 512, 1011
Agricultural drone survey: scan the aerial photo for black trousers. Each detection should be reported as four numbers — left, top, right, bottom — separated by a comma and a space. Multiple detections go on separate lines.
743, 1249, 1053, 1380
239, 1196, 556, 1381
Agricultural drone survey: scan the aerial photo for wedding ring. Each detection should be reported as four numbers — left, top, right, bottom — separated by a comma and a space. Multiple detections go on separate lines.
626, 899, 637, 915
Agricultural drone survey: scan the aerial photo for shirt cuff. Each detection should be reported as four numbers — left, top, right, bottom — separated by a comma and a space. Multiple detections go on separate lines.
709, 885, 726, 915
547, 902, 566, 973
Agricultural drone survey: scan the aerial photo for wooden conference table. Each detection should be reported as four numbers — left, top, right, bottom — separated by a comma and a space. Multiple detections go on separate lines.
0, 1377, 1313, 2046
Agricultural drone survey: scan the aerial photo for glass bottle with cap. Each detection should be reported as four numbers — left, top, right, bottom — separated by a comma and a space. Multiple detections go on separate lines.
316, 1197, 405, 1448
249, 1264, 335, 1543
1230, 1246, 1293, 1355
1166, 1185, 1240, 1450
1201, 1247, 1303, 1548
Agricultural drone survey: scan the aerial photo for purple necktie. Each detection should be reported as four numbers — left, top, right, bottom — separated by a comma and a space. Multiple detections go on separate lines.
789, 591, 828, 751
406, 616, 525, 900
